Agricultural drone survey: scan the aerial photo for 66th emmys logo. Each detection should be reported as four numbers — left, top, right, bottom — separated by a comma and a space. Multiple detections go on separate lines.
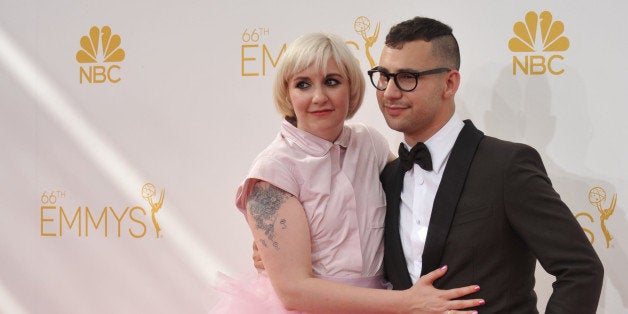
76, 26, 126, 84
240, 16, 382, 77
509, 11, 570, 75
240, 27, 285, 76
40, 183, 165, 238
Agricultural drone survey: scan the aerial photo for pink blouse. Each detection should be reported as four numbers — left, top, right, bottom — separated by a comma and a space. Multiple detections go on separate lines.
236, 120, 389, 280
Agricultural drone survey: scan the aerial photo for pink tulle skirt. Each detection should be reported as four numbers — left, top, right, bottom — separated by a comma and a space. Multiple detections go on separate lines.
209, 271, 390, 313
209, 272, 301, 314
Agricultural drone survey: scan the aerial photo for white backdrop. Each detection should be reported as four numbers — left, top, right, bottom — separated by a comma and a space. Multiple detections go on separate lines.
1, 1, 626, 313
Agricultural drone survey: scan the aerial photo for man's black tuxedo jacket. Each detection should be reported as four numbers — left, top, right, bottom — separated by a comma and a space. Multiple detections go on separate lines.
381, 120, 603, 313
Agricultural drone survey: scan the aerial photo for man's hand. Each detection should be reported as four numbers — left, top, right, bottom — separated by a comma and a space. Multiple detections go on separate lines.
252, 241, 265, 271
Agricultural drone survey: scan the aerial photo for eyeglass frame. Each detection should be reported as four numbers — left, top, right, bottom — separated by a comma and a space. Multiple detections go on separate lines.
367, 67, 451, 92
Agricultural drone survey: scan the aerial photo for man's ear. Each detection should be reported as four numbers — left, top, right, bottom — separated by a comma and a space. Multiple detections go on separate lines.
443, 70, 460, 99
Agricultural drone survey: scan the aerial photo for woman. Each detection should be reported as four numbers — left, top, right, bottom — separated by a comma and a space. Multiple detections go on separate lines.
212, 33, 483, 313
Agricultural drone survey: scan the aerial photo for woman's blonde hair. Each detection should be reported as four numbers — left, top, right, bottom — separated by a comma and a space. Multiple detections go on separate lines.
273, 33, 365, 124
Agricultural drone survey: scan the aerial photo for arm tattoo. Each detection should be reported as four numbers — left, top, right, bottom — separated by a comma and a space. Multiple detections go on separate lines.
248, 183, 291, 250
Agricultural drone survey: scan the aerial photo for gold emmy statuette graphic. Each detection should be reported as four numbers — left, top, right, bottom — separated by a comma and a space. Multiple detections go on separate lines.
576, 186, 617, 248
353, 16, 380, 68
509, 11, 569, 53
589, 187, 616, 248
142, 183, 165, 238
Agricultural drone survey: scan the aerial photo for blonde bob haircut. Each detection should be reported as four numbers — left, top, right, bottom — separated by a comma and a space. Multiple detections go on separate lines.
273, 33, 365, 124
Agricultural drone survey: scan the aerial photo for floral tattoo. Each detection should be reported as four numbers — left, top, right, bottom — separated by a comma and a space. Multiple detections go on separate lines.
248, 182, 291, 250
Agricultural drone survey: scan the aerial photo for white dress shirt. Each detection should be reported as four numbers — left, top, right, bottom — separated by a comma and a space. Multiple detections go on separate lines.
399, 113, 464, 283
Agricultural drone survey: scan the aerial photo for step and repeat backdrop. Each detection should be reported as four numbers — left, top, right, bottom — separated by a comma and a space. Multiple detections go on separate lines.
1, 0, 626, 313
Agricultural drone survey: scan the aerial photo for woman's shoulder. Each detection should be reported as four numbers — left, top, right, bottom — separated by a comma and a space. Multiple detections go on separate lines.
345, 122, 385, 139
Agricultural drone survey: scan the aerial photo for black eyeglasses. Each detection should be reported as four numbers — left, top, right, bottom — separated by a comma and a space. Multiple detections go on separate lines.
367, 67, 451, 92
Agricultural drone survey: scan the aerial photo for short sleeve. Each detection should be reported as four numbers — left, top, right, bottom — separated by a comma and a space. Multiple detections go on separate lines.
234, 155, 299, 214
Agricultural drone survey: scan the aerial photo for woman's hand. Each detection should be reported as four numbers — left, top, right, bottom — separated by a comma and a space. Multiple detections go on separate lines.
404, 265, 484, 314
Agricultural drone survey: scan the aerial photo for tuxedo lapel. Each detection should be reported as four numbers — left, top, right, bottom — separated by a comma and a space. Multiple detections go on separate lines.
420, 120, 484, 276
382, 159, 413, 288
383, 159, 404, 247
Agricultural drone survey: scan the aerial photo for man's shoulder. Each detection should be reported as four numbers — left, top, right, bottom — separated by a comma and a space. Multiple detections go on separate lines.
456, 121, 542, 166
460, 120, 535, 153
380, 158, 399, 190
477, 135, 538, 154
461, 120, 529, 149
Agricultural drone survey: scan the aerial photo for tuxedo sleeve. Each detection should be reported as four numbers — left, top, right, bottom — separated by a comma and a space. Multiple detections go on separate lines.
503, 144, 604, 313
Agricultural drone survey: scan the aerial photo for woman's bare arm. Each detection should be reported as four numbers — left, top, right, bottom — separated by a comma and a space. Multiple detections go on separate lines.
246, 181, 483, 313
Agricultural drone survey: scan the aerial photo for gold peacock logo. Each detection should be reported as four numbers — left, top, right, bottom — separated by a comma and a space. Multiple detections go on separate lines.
76, 26, 125, 63
509, 11, 570, 75
509, 11, 569, 52
76, 26, 125, 83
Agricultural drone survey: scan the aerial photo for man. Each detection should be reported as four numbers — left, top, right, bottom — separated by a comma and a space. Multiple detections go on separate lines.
372, 16, 604, 312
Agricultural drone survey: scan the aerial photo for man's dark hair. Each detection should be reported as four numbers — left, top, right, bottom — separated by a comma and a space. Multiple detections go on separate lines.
385, 16, 460, 70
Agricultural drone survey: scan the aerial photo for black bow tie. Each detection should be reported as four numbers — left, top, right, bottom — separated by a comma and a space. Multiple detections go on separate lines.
398, 142, 433, 172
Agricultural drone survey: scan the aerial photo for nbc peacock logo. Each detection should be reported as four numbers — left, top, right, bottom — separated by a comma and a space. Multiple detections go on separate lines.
509, 11, 570, 75
76, 26, 125, 84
